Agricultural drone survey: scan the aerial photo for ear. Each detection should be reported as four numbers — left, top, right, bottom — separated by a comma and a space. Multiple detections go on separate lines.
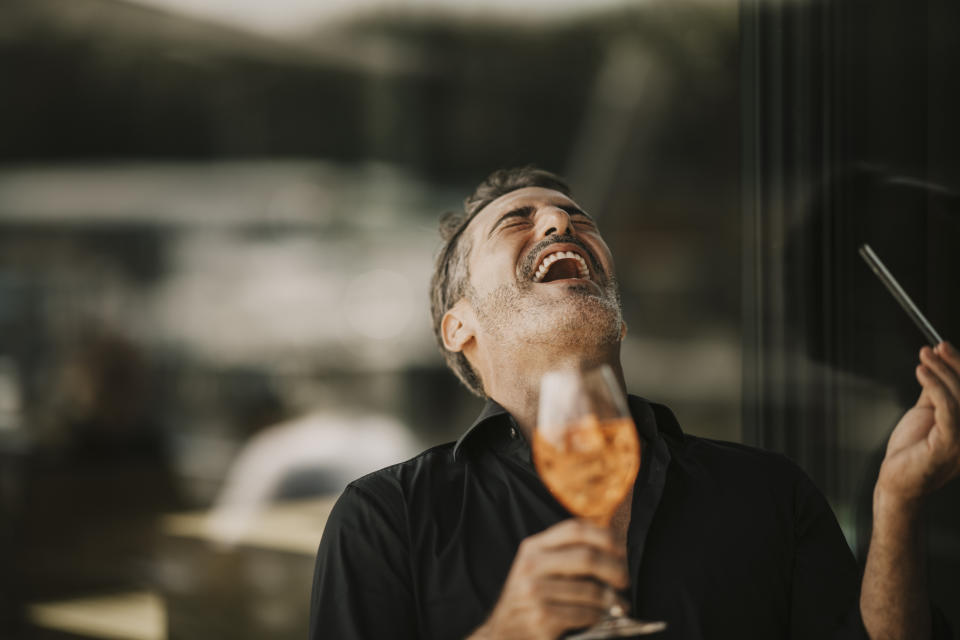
619, 319, 629, 341
441, 300, 476, 353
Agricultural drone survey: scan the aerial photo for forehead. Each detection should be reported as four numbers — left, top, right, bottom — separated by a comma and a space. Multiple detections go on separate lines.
465, 186, 581, 240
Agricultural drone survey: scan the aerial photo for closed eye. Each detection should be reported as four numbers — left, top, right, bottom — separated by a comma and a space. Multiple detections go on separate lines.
487, 205, 595, 238
501, 220, 532, 231
571, 215, 596, 230
488, 206, 535, 238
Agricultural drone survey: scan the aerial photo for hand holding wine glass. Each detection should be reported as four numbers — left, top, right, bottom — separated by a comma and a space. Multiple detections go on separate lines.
468, 519, 631, 640
467, 366, 665, 640
532, 365, 666, 639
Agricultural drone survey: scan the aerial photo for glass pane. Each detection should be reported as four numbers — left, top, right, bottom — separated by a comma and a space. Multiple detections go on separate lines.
742, 0, 960, 630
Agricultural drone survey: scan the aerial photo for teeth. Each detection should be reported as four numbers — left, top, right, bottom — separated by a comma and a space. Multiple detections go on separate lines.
531, 250, 591, 283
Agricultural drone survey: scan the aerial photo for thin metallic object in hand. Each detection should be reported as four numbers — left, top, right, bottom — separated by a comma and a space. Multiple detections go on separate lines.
858, 244, 943, 346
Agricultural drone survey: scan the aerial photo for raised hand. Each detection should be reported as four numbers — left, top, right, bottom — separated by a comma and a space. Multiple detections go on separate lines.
862, 341, 960, 640
877, 341, 960, 502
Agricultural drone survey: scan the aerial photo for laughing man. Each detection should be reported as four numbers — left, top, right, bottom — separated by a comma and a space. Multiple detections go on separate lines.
310, 167, 958, 639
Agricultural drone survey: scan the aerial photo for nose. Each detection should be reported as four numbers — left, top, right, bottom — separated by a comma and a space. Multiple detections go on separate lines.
534, 206, 574, 239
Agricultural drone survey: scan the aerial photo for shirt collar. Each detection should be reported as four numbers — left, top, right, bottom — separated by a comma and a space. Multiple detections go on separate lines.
453, 398, 511, 460
453, 393, 681, 460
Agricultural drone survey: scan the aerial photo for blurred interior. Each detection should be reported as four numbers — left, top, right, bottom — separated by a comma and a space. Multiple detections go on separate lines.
0, 0, 956, 637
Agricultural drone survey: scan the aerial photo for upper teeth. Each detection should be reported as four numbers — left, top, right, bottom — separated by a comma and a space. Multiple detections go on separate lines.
533, 250, 590, 282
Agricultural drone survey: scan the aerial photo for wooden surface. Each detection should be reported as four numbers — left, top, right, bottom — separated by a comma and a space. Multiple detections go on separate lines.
161, 496, 338, 556
27, 591, 166, 640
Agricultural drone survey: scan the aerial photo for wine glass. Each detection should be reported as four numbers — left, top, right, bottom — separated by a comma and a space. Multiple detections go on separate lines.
533, 365, 667, 639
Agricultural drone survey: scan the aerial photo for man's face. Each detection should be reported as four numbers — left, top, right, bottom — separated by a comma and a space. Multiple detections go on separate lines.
461, 186, 623, 349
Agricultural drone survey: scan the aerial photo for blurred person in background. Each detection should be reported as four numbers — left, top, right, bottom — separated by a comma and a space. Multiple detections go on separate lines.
309, 167, 957, 639
205, 410, 419, 546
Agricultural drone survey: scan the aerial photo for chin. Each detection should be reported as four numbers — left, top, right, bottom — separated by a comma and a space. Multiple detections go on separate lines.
472, 279, 623, 346
511, 296, 623, 347
549, 298, 623, 344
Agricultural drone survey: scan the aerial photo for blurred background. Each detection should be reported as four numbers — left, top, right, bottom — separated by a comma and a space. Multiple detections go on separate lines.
0, 0, 957, 637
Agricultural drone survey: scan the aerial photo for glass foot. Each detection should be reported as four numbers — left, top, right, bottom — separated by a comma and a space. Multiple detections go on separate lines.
566, 616, 667, 639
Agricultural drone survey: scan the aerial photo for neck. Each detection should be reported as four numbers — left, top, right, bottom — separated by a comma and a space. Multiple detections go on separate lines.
479, 342, 626, 440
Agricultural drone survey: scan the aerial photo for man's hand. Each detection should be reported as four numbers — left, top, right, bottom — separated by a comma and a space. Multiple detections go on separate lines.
877, 342, 960, 501
862, 341, 960, 640
468, 519, 628, 640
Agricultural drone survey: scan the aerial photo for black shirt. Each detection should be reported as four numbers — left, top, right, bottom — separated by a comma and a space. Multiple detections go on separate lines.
309, 395, 870, 639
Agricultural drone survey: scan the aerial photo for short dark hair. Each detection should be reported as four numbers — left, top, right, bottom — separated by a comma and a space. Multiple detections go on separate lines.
429, 166, 573, 396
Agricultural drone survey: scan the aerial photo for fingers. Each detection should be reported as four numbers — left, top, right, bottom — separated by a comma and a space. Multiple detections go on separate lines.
484, 520, 630, 639
533, 543, 630, 590
521, 520, 628, 589
936, 341, 960, 378
916, 364, 952, 409
537, 577, 622, 610
532, 519, 624, 557
877, 342, 960, 501
543, 602, 607, 632
921, 345, 960, 401
915, 365, 959, 442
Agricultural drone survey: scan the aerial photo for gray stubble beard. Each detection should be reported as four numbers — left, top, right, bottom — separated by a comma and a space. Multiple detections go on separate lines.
469, 276, 624, 353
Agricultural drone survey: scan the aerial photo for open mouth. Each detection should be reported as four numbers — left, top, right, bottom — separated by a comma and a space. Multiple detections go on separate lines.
532, 250, 591, 283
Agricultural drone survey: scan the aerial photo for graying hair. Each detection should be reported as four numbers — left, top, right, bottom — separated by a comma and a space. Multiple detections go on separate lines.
429, 166, 572, 396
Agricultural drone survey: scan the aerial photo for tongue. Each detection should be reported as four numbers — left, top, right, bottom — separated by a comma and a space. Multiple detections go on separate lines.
541, 258, 581, 282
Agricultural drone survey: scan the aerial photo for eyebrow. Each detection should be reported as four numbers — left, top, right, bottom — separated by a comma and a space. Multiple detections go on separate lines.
486, 204, 593, 239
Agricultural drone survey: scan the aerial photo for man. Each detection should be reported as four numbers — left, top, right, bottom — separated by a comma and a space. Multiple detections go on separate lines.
310, 167, 959, 639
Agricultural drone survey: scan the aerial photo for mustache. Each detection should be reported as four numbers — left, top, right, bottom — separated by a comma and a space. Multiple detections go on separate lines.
517, 235, 606, 282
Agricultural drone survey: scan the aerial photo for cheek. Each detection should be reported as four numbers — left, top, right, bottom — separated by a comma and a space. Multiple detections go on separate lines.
591, 239, 616, 273
466, 258, 502, 299
469, 247, 521, 288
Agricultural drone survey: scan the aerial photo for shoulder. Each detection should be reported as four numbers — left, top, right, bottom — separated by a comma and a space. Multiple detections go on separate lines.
666, 432, 815, 503
646, 399, 804, 482
681, 434, 799, 467
676, 431, 800, 468
349, 441, 459, 492
660, 434, 843, 554
331, 442, 461, 519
